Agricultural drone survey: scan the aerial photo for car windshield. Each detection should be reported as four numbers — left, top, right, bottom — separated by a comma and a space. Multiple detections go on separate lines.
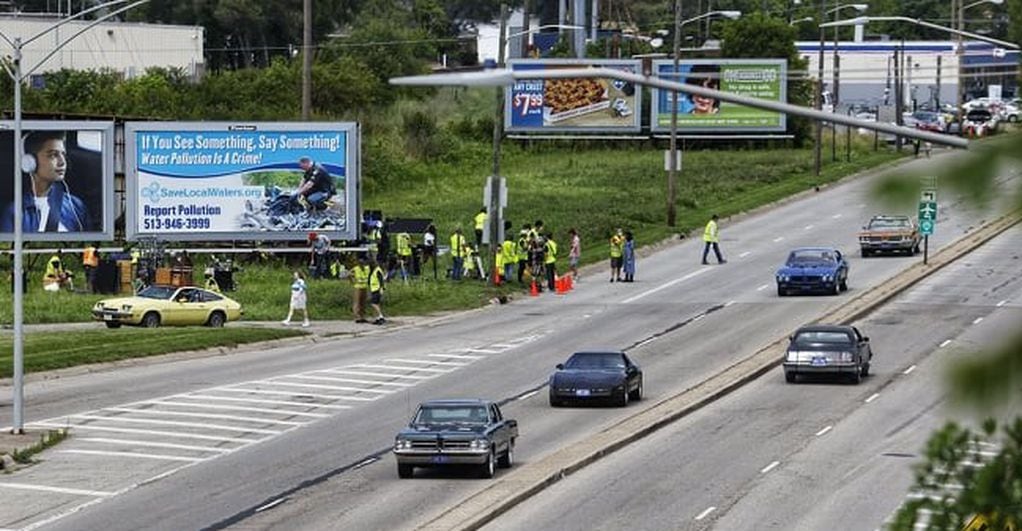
788, 250, 836, 264
414, 406, 488, 424
913, 112, 938, 122
564, 352, 625, 370
794, 331, 852, 346
137, 285, 176, 300
868, 217, 910, 229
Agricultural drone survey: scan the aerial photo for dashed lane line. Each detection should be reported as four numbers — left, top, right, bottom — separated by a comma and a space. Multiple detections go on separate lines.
996, 299, 1008, 307
739, 251, 751, 258
972, 317, 983, 325
865, 393, 880, 403
58, 450, 205, 463
815, 425, 833, 437
695, 507, 716, 521
757, 284, 769, 291
939, 339, 952, 347
903, 365, 917, 375
804, 224, 814, 230
518, 391, 539, 401
0, 483, 116, 498
621, 267, 712, 304
772, 237, 784, 242
760, 461, 780, 474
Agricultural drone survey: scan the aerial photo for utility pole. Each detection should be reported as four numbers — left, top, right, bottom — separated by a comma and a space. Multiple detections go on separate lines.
489, 4, 508, 284
301, 0, 312, 120
667, 0, 682, 227
895, 42, 904, 151
831, 14, 838, 162
814, 0, 825, 177
935, 54, 942, 108
955, 0, 965, 136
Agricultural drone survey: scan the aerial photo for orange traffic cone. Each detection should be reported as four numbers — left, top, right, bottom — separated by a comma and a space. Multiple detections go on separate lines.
530, 280, 539, 297
493, 265, 502, 286
555, 276, 566, 295
566, 274, 574, 291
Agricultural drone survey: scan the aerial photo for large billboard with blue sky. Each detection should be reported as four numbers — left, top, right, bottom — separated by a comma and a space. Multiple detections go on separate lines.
505, 59, 643, 133
651, 59, 787, 133
126, 122, 359, 241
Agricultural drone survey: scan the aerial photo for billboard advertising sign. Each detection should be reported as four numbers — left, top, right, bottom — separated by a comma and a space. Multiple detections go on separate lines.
651, 59, 787, 132
505, 59, 643, 133
0, 121, 115, 241
126, 122, 359, 241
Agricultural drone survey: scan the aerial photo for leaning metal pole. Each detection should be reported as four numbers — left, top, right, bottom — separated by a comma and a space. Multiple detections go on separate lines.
12, 40, 24, 434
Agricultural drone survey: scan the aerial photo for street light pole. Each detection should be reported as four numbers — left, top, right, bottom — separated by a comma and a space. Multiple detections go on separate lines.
667, 0, 681, 227
489, 4, 508, 285
814, 0, 824, 177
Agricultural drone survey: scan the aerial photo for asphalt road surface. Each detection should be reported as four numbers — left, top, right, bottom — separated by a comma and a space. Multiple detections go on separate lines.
0, 151, 1016, 531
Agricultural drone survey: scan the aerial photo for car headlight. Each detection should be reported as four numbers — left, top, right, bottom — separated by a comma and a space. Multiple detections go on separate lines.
822, 274, 833, 282
470, 439, 489, 450
121, 304, 132, 312
786, 350, 798, 362
839, 351, 854, 362
777, 275, 790, 282
394, 439, 412, 450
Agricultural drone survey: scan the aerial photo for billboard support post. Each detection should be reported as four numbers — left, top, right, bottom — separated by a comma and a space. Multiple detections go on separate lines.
490, 3, 507, 285
667, 0, 681, 228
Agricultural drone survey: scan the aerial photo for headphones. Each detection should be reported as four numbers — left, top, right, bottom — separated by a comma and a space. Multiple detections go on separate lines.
21, 133, 38, 174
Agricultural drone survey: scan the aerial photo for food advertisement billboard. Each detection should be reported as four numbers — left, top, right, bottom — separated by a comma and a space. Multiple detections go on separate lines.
0, 121, 115, 241
651, 59, 787, 132
126, 122, 359, 241
505, 59, 643, 132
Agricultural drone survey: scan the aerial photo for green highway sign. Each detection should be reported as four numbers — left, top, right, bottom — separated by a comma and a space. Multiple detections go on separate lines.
918, 200, 937, 235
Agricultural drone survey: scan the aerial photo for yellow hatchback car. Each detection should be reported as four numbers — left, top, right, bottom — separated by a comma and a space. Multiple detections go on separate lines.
92, 284, 243, 329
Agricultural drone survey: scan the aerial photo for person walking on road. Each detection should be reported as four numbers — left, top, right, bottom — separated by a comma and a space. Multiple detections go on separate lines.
282, 271, 310, 327
351, 255, 371, 323
609, 228, 624, 282
702, 214, 727, 265
622, 231, 636, 282
567, 228, 581, 281
369, 259, 387, 325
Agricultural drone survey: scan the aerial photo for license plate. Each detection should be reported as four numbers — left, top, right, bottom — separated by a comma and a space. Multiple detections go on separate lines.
575, 389, 591, 397
431, 455, 449, 464
811, 356, 828, 366
103, 314, 112, 321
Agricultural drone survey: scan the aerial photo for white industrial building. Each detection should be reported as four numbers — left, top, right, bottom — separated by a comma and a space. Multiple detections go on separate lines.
797, 39, 1019, 109
0, 13, 204, 81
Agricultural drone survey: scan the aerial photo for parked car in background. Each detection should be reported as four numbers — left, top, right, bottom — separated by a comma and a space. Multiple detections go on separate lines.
858, 215, 922, 256
783, 324, 873, 384
964, 108, 998, 136
549, 350, 643, 407
776, 247, 849, 296
92, 285, 242, 328
912, 111, 945, 132
1001, 103, 1020, 123
392, 399, 517, 479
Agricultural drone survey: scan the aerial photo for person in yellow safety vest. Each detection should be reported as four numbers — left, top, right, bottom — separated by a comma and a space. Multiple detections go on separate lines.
43, 250, 74, 292
544, 233, 558, 291
450, 228, 466, 280
463, 243, 477, 279
609, 228, 624, 282
501, 234, 517, 283
351, 255, 371, 323
205, 271, 222, 293
82, 243, 99, 293
701, 213, 727, 265
516, 224, 531, 284
396, 232, 413, 280
473, 207, 487, 248
368, 259, 387, 325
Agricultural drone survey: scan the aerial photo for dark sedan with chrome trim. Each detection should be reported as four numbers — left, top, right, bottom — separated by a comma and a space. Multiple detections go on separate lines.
783, 325, 873, 384
549, 351, 643, 407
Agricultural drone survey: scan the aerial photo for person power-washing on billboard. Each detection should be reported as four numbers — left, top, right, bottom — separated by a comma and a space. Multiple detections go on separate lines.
2, 130, 92, 233
294, 156, 335, 213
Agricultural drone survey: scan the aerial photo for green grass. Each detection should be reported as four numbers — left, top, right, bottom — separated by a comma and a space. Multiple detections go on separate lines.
9, 429, 69, 464
0, 327, 308, 377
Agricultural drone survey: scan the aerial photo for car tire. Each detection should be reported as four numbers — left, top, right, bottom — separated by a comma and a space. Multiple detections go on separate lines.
549, 394, 562, 408
397, 464, 414, 479
839, 278, 848, 292
861, 248, 872, 258
785, 371, 797, 384
629, 377, 643, 402
479, 450, 496, 479
616, 386, 630, 407
832, 281, 841, 296
141, 312, 161, 328
207, 311, 226, 328
777, 286, 786, 297
850, 368, 862, 385
104, 322, 122, 329
498, 440, 514, 469
861, 362, 870, 377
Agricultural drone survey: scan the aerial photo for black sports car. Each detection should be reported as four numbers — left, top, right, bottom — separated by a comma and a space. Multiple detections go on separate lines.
549, 351, 643, 407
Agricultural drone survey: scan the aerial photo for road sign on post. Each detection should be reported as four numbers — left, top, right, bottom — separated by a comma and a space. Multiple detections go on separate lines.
919, 188, 937, 264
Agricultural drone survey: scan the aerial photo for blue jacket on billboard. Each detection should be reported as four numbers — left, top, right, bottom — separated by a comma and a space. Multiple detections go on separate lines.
1, 183, 91, 233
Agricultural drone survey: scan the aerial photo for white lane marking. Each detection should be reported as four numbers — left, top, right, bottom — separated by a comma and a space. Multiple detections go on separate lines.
996, 299, 1008, 307
621, 267, 712, 304
180, 394, 350, 410
972, 317, 984, 325
256, 379, 393, 394
692, 314, 705, 322
102, 407, 305, 427
695, 507, 716, 521
940, 339, 952, 347
255, 498, 287, 513
633, 337, 656, 349
70, 414, 283, 435
384, 359, 468, 367
460, 348, 501, 354
739, 251, 751, 258
151, 400, 329, 418
356, 363, 452, 374
903, 365, 917, 375
772, 237, 784, 242
321, 369, 430, 380
77, 438, 231, 454
757, 284, 769, 291
353, 457, 379, 470
857, 203, 866, 208
804, 224, 814, 230
832, 214, 843, 219
58, 449, 204, 463
31, 422, 256, 443
865, 393, 880, 403
216, 387, 376, 402
291, 374, 412, 388
0, 482, 115, 497
724, 300, 736, 307
518, 391, 539, 401
815, 425, 833, 437
760, 461, 780, 474
428, 353, 483, 360
490, 343, 514, 349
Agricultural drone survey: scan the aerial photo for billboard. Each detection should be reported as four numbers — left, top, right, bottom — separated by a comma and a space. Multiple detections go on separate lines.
505, 59, 643, 133
651, 59, 787, 133
126, 122, 359, 241
0, 121, 115, 241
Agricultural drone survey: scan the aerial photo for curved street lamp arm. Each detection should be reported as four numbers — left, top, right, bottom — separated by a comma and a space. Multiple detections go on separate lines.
821, 16, 1019, 49
22, 0, 151, 79
22, 0, 138, 47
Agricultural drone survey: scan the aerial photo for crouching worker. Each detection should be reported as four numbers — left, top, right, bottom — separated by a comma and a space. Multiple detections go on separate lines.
43, 250, 74, 292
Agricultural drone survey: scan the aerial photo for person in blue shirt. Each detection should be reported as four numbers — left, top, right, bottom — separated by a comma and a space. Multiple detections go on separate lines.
2, 131, 91, 233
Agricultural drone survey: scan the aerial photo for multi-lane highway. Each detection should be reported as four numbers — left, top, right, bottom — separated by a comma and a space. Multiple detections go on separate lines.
0, 150, 1017, 531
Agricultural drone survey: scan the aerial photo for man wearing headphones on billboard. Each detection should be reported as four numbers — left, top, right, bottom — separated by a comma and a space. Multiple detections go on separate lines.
2, 130, 91, 233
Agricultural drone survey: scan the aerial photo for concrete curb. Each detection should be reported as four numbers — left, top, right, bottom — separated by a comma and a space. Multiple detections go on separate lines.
416, 211, 1022, 531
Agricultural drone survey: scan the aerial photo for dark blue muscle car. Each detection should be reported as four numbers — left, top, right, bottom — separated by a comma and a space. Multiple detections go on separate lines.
549, 351, 643, 407
776, 247, 849, 296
